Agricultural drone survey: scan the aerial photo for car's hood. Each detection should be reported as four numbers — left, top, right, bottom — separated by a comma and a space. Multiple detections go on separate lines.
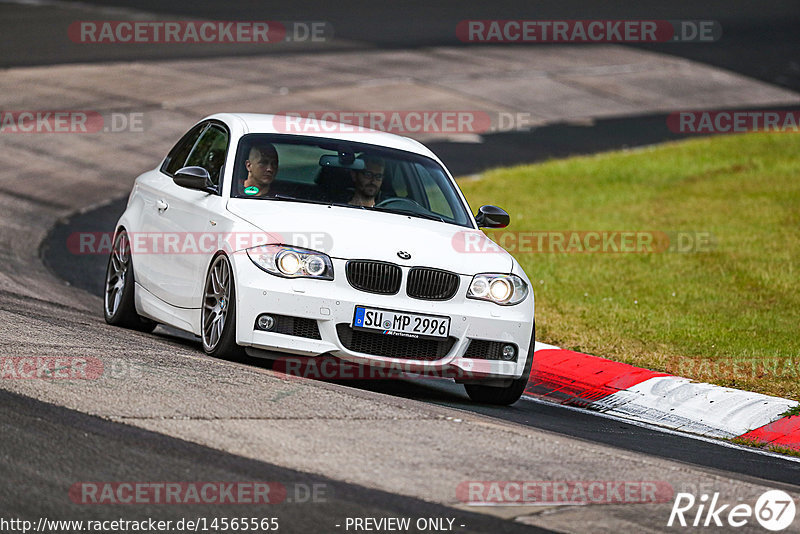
227, 199, 512, 275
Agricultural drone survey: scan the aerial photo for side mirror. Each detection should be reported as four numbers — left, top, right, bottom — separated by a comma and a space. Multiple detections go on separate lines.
475, 205, 510, 228
173, 166, 216, 193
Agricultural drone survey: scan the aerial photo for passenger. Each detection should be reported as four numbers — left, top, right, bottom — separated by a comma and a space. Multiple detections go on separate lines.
242, 144, 279, 197
348, 155, 385, 207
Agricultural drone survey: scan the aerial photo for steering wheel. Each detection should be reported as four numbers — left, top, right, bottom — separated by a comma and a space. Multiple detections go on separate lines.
374, 197, 423, 209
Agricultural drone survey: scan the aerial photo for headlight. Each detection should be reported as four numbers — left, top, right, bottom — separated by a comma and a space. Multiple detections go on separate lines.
247, 245, 334, 280
467, 273, 528, 305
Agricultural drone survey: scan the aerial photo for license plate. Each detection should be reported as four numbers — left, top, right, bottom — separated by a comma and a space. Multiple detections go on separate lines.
353, 306, 451, 340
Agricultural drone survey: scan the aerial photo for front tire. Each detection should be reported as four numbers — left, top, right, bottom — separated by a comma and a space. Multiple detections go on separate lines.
464, 325, 535, 406
103, 229, 157, 332
201, 254, 244, 360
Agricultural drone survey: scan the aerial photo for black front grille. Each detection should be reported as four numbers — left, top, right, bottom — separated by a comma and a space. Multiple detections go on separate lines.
463, 339, 518, 362
256, 314, 322, 339
346, 260, 401, 294
406, 267, 459, 300
336, 324, 455, 360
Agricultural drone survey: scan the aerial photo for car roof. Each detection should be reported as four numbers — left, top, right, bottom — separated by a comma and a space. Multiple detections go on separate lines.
207, 112, 444, 165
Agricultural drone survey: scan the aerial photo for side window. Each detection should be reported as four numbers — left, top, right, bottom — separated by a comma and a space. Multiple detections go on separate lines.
414, 163, 455, 218
385, 161, 408, 197
184, 125, 229, 186
163, 123, 206, 176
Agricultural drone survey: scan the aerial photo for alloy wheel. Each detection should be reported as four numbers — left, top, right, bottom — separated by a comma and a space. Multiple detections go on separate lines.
202, 255, 232, 351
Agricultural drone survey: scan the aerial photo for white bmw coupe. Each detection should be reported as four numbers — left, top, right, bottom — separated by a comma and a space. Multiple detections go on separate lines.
104, 113, 535, 404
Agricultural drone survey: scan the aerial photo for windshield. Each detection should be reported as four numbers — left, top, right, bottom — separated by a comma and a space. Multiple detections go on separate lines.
230, 134, 473, 227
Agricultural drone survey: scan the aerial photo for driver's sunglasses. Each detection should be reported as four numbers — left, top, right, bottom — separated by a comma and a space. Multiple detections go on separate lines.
360, 170, 383, 180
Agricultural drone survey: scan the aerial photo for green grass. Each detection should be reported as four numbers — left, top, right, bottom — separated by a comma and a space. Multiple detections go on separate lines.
729, 436, 800, 457
458, 132, 800, 400
782, 405, 800, 417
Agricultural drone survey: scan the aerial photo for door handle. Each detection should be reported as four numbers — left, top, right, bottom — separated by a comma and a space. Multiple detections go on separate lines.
156, 199, 169, 212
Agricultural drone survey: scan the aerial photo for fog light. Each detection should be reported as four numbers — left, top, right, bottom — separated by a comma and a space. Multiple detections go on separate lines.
501, 344, 516, 361
257, 314, 275, 331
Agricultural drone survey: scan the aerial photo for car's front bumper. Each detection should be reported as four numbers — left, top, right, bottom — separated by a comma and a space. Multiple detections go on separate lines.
231, 254, 535, 380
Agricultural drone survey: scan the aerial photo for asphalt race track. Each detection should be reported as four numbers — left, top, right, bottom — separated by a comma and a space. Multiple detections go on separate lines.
41, 131, 800, 489
0, 388, 548, 533
3, 1, 800, 532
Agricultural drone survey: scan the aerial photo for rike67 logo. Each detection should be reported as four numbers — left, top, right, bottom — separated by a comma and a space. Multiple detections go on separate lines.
668, 490, 796, 531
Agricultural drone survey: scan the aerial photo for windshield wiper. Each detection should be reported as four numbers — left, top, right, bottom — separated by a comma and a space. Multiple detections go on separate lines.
371, 206, 446, 223
263, 194, 332, 206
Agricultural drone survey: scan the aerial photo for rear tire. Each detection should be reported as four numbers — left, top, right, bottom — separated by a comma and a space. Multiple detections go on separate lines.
103, 229, 157, 333
464, 324, 535, 406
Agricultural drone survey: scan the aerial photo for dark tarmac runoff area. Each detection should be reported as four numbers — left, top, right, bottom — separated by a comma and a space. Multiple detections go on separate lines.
2, 1, 799, 93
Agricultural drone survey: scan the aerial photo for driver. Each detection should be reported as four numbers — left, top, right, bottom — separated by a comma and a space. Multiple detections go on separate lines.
348, 155, 385, 207
242, 144, 279, 197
